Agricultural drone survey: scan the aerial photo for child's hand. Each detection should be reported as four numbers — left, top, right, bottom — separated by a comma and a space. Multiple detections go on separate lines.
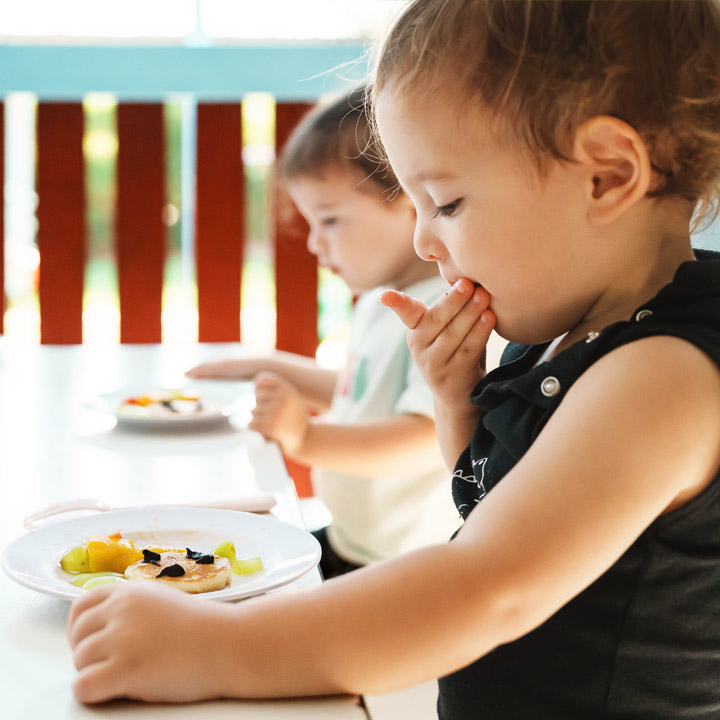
185, 358, 255, 380
381, 278, 495, 412
250, 371, 310, 455
68, 582, 230, 703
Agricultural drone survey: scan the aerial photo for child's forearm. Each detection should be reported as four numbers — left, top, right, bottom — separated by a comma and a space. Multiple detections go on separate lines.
189, 351, 337, 408
433, 400, 481, 470
284, 414, 444, 477
260, 353, 338, 409
215, 541, 510, 698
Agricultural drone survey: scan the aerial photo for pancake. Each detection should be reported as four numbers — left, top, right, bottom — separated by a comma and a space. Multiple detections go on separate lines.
124, 551, 232, 594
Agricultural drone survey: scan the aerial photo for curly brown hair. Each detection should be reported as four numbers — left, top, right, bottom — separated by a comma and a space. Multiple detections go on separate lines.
372, 0, 720, 224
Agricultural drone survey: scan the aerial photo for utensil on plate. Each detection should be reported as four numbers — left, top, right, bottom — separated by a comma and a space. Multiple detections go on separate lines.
23, 494, 276, 529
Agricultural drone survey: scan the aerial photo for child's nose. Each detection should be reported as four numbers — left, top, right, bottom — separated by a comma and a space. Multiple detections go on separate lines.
413, 221, 445, 262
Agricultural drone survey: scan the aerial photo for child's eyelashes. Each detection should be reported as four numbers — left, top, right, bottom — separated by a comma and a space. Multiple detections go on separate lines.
432, 199, 462, 218
321, 217, 338, 227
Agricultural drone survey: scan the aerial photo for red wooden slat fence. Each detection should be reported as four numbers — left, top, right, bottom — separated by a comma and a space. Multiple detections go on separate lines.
196, 103, 245, 342
116, 103, 166, 344
14, 101, 318, 352
274, 102, 317, 357
36, 102, 85, 345
274, 101, 317, 498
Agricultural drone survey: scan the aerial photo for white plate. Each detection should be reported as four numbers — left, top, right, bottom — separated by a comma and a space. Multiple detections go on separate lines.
114, 401, 229, 430
1, 507, 321, 602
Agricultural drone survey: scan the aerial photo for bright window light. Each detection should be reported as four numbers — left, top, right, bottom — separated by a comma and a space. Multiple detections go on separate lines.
0, 0, 195, 38
0, 0, 408, 40
201, 1, 408, 41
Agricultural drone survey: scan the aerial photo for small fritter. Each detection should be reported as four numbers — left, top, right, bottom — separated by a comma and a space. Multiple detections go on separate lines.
124, 551, 231, 594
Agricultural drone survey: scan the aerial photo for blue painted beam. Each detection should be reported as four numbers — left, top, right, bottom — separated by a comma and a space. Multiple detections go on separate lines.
0, 43, 370, 100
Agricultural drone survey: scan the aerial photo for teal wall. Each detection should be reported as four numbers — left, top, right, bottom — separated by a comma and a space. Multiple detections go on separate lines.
0, 43, 369, 100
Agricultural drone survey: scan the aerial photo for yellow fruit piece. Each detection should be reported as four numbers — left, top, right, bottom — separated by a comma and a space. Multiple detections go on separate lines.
143, 545, 186, 554
168, 390, 199, 401
87, 535, 143, 574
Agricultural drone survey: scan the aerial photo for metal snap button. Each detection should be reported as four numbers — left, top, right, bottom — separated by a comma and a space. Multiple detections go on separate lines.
585, 331, 600, 342
635, 309, 653, 321
540, 376, 561, 397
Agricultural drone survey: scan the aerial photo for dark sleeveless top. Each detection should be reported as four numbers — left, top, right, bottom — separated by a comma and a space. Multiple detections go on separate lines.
438, 250, 720, 719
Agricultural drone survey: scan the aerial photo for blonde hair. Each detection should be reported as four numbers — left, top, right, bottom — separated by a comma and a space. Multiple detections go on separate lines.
372, 0, 720, 224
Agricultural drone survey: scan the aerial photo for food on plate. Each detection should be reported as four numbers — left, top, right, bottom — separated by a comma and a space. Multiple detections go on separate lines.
60, 543, 91, 574
60, 532, 263, 593
82, 575, 127, 590
117, 390, 208, 418
61, 531, 185, 575
124, 550, 232, 594
70, 571, 125, 587
213, 540, 264, 575
87, 532, 143, 573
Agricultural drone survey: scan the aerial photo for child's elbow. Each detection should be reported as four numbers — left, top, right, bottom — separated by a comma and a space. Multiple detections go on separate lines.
449, 547, 556, 653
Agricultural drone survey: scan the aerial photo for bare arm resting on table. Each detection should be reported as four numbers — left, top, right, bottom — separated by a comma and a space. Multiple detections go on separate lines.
186, 350, 338, 410
68, 336, 720, 704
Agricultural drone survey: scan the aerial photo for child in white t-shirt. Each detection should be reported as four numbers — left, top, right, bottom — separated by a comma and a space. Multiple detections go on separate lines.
186, 87, 458, 577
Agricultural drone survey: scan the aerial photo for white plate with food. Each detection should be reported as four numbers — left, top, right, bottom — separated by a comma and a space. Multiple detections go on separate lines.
86, 387, 246, 430
1, 507, 321, 602
90, 383, 255, 430
114, 389, 229, 429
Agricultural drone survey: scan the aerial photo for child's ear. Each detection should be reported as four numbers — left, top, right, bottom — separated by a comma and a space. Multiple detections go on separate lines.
573, 116, 651, 225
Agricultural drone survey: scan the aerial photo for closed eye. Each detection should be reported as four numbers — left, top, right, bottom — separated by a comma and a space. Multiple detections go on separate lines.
432, 199, 462, 218
321, 217, 338, 226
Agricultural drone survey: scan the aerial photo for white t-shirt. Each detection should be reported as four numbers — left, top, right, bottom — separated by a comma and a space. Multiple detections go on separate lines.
313, 275, 461, 565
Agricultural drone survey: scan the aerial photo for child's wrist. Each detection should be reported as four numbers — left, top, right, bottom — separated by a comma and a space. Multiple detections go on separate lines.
280, 418, 313, 458
435, 398, 479, 422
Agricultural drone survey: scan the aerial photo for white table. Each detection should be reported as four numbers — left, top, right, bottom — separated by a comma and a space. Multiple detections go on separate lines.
0, 342, 369, 719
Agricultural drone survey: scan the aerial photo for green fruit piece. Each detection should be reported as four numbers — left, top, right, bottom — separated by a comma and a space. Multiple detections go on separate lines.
213, 540, 235, 558
70, 571, 124, 587
60, 544, 91, 574
82, 575, 126, 590
234, 556, 263, 575
213, 540, 263, 575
